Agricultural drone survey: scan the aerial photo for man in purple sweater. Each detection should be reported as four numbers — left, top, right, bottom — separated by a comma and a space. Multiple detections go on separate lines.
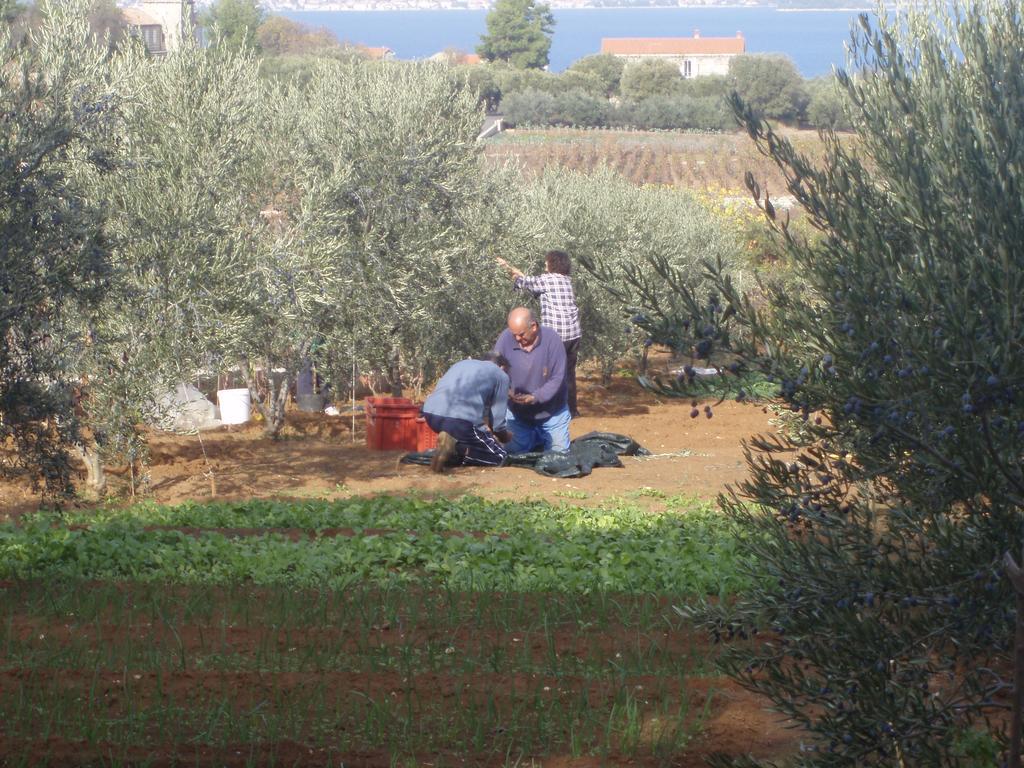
493, 307, 571, 454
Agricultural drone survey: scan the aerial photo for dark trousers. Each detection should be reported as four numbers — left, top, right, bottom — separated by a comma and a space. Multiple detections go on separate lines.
422, 412, 507, 467
564, 336, 581, 417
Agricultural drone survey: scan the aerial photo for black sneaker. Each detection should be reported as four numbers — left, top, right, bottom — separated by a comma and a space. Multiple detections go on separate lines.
431, 431, 457, 473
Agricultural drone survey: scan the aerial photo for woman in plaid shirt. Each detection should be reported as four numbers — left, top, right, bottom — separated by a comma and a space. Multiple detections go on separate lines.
497, 250, 582, 418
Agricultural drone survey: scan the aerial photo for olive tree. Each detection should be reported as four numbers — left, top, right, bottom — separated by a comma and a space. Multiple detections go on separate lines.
728, 53, 809, 123
566, 53, 625, 99
292, 60, 512, 398
0, 1, 116, 497
610, 0, 1024, 763
619, 59, 682, 103
520, 167, 743, 381
69, 32, 290, 479
805, 74, 852, 130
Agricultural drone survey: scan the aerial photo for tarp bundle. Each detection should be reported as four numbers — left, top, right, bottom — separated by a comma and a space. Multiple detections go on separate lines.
401, 431, 649, 478
150, 384, 222, 432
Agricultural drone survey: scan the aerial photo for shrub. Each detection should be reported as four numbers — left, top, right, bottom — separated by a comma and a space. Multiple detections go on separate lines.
619, 58, 683, 103
804, 74, 853, 130
500, 87, 558, 126
604, 1, 1024, 763
566, 53, 625, 98
728, 53, 809, 123
1, 1, 115, 497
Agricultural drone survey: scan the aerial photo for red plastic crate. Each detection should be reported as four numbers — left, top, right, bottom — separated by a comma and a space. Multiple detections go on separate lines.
365, 397, 421, 451
416, 417, 437, 452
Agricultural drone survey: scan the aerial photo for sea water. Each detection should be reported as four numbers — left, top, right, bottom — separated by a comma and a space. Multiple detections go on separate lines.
281, 6, 869, 76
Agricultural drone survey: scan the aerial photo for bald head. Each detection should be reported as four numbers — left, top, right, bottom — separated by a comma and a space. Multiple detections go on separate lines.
507, 307, 536, 334
507, 307, 540, 349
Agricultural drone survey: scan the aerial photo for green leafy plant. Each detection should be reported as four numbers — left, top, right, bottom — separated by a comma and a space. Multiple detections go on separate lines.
11, 495, 756, 595
0, 1, 115, 498
592, 0, 1024, 763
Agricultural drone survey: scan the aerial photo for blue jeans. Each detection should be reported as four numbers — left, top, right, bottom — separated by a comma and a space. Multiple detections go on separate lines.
506, 407, 571, 454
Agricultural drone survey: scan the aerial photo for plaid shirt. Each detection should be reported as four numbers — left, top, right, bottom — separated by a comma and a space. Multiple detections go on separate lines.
514, 273, 581, 342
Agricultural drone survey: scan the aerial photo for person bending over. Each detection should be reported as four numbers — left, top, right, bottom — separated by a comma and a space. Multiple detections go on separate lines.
421, 353, 512, 473
493, 307, 570, 454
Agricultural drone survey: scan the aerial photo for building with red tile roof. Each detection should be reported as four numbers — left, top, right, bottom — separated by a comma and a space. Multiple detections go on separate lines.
358, 45, 396, 61
601, 31, 745, 78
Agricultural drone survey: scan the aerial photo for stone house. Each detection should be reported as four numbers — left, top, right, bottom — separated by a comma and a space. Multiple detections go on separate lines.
123, 0, 197, 56
600, 31, 745, 78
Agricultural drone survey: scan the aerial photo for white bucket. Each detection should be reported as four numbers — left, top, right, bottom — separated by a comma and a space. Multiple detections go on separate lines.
217, 388, 251, 425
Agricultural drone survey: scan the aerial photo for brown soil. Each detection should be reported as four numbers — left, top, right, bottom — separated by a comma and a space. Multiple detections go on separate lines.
1, 580, 801, 767
0, 649, 797, 768
0, 376, 802, 765
3, 614, 709, 661
0, 374, 779, 517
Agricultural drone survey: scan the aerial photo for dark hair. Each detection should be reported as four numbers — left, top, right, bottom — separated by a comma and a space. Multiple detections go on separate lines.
545, 250, 571, 275
479, 352, 511, 370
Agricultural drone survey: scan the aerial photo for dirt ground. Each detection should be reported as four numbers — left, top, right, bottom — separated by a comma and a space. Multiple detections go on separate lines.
0, 672, 796, 768
0, 375, 778, 517
1, 582, 801, 767
0, 375, 802, 765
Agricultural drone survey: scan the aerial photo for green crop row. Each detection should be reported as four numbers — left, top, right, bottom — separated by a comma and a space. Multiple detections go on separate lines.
5, 497, 754, 596
25, 494, 717, 536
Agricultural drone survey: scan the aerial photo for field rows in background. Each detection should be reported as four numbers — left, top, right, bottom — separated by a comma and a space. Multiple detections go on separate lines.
484, 128, 833, 192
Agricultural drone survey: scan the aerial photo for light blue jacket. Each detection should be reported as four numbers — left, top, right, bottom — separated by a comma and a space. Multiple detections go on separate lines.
422, 359, 510, 431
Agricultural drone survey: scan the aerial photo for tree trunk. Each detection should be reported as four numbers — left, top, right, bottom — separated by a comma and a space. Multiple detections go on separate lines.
241, 358, 290, 439
266, 371, 290, 438
389, 348, 403, 398
75, 443, 106, 496
1004, 547, 1024, 768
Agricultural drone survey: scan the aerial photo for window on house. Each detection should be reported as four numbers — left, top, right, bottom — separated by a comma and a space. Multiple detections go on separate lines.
683, 60, 693, 78
143, 26, 164, 53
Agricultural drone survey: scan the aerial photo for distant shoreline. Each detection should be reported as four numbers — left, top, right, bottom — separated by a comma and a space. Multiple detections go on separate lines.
776, 6, 872, 11
277, 5, 858, 75
281, 4, 873, 11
